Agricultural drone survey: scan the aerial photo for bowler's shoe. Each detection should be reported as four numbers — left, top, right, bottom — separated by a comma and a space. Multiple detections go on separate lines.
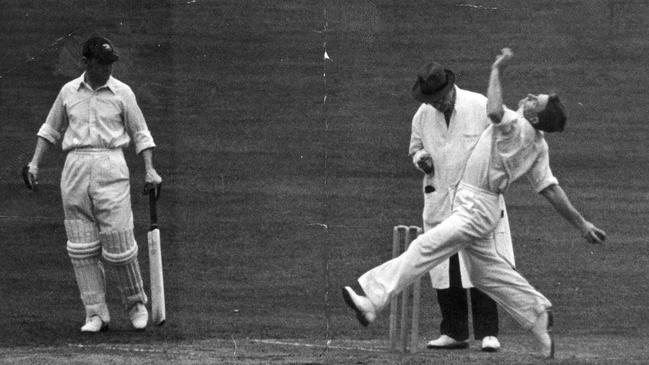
531, 310, 554, 359
128, 303, 149, 330
80, 315, 108, 333
341, 286, 376, 326
481, 336, 501, 352
426, 335, 469, 349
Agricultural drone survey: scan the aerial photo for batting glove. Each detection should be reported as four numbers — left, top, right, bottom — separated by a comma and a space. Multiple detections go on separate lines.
22, 163, 39, 191
144, 168, 163, 200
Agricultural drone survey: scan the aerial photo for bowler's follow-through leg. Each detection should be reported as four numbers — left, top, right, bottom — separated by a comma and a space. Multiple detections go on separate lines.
342, 225, 422, 353
388, 225, 422, 353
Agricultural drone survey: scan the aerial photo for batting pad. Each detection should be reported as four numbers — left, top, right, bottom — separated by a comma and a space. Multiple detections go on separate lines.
65, 220, 109, 322
101, 230, 148, 308
64, 219, 99, 244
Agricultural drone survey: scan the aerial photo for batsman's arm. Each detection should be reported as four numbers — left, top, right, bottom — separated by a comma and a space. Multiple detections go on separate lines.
30, 136, 51, 167
23, 137, 52, 190
141, 147, 156, 172
141, 147, 163, 198
24, 88, 71, 190
539, 184, 607, 244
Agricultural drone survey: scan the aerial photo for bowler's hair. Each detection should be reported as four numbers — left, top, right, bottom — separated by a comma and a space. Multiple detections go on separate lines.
536, 94, 567, 133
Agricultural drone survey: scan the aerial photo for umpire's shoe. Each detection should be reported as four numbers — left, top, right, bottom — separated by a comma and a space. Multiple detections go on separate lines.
341, 286, 376, 326
128, 303, 149, 330
481, 336, 501, 352
426, 335, 469, 349
531, 310, 554, 359
81, 315, 108, 333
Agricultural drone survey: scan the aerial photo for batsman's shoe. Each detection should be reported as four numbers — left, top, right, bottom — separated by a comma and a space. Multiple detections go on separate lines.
426, 335, 469, 349
80, 315, 108, 333
341, 286, 376, 326
531, 310, 554, 359
128, 303, 149, 330
481, 336, 501, 352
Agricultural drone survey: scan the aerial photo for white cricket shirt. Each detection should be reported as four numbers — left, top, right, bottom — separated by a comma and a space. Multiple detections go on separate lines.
37, 73, 156, 154
462, 107, 558, 194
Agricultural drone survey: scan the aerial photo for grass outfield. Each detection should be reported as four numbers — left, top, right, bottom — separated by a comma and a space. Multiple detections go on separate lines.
1, 0, 649, 363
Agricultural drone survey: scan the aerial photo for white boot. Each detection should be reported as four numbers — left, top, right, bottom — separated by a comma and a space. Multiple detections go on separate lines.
341, 286, 376, 326
481, 336, 501, 352
426, 334, 469, 349
530, 310, 554, 359
128, 302, 149, 330
80, 303, 110, 333
81, 315, 108, 333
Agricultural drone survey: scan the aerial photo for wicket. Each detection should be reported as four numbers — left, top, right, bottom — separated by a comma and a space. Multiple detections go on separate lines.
388, 225, 422, 353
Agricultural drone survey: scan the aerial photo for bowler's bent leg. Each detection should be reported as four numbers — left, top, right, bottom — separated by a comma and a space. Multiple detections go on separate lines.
358, 215, 476, 313
463, 239, 551, 329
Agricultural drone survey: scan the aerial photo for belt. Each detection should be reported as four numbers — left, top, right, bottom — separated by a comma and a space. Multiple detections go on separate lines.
68, 147, 122, 153
458, 182, 499, 198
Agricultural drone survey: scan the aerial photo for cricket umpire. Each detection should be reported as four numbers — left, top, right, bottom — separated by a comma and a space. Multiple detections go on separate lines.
23, 36, 162, 332
409, 62, 514, 351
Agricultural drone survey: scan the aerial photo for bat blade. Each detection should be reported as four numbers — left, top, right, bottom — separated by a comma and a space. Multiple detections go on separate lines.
148, 228, 166, 325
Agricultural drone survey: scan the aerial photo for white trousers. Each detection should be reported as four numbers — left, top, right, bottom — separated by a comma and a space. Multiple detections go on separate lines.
359, 183, 551, 329
61, 148, 133, 231
61, 148, 147, 312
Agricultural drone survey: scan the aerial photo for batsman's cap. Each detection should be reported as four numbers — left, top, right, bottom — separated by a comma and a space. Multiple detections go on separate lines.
411, 62, 455, 104
535, 94, 567, 133
82, 36, 119, 64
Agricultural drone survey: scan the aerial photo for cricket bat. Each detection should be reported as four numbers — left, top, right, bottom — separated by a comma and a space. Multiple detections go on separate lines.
147, 188, 166, 325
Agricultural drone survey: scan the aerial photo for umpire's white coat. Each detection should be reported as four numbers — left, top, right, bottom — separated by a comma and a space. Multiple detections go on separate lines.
409, 86, 514, 289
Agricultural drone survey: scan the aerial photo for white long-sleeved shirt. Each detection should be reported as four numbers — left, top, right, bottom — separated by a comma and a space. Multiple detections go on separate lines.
462, 107, 558, 194
37, 73, 156, 154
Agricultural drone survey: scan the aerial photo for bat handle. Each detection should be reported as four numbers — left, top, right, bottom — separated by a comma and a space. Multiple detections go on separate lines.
149, 188, 158, 229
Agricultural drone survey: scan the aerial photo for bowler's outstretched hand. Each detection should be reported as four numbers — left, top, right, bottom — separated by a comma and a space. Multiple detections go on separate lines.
492, 48, 514, 69
582, 222, 606, 244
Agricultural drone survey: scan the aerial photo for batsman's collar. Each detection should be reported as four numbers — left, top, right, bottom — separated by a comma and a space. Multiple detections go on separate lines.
75, 73, 118, 93
82, 36, 119, 64
411, 62, 455, 104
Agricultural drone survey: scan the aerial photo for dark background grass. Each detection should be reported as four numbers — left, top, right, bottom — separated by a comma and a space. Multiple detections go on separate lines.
1, 0, 649, 363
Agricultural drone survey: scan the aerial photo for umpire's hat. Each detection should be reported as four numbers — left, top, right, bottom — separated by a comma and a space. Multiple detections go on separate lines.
82, 36, 119, 64
411, 62, 455, 104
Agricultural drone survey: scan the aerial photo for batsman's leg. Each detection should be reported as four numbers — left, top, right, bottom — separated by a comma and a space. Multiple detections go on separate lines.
62, 152, 110, 331
93, 150, 148, 330
65, 219, 110, 332
101, 229, 149, 330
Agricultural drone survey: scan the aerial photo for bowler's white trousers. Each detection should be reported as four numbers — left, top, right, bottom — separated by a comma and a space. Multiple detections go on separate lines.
359, 182, 551, 329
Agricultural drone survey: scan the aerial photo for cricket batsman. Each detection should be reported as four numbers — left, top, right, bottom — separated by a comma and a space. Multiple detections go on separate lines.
343, 47, 607, 358
23, 36, 162, 332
